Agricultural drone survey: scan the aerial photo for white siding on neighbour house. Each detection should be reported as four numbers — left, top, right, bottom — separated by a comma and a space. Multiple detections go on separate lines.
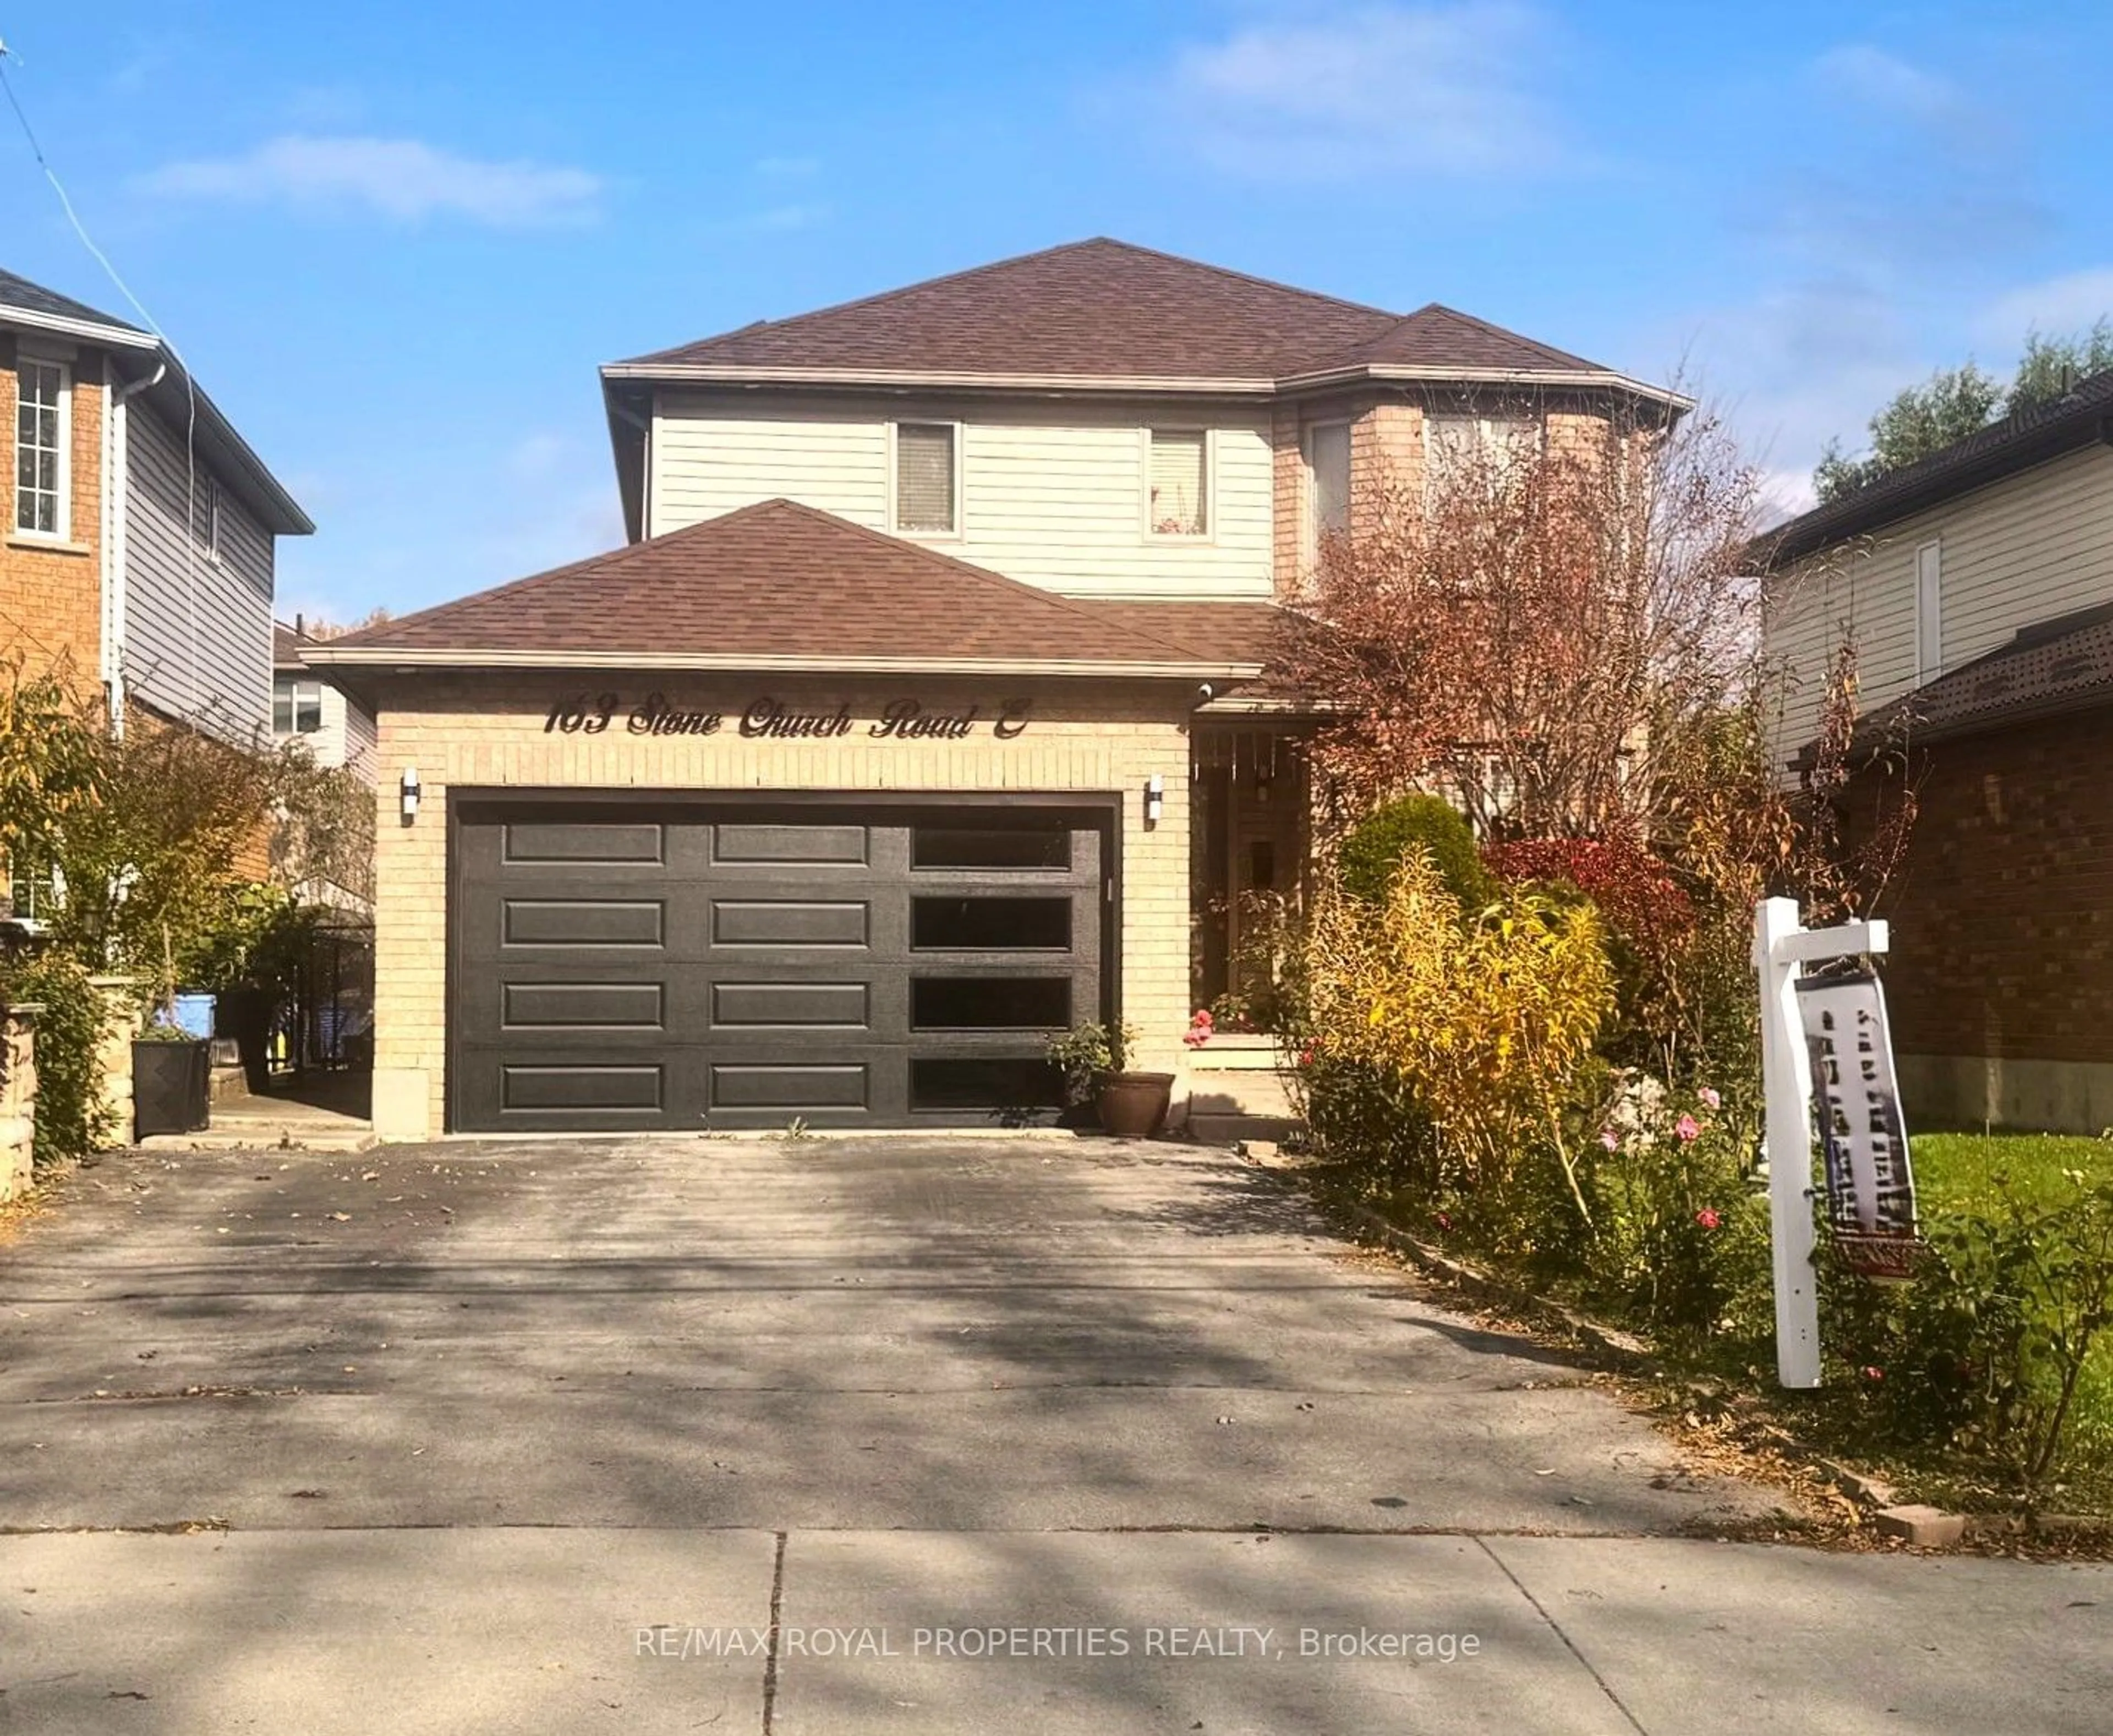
650, 391, 1276, 600
123, 405, 275, 743
1762, 442, 2113, 767
277, 676, 377, 782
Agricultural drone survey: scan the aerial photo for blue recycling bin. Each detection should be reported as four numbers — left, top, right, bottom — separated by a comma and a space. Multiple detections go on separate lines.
170, 993, 216, 1040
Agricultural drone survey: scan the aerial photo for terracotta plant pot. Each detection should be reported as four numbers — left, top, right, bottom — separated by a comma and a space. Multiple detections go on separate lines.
1096, 1070, 1174, 1140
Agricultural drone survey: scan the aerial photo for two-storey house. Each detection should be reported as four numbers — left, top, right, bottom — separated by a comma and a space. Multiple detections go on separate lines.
0, 267, 313, 739
1761, 369, 2113, 1131
305, 239, 1683, 1141
1, 266, 312, 920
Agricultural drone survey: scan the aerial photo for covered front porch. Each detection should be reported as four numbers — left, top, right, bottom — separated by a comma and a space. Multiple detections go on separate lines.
1185, 719, 1313, 1141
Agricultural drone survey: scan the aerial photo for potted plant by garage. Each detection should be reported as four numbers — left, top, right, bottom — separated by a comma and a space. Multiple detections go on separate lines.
133, 1020, 211, 1137
1047, 1019, 1175, 1140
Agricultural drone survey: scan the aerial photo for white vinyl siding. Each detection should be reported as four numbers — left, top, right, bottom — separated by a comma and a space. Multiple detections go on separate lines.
273, 671, 376, 779
1915, 540, 1943, 682
1762, 442, 2113, 768
1305, 420, 1351, 554
1147, 429, 1208, 536
275, 677, 323, 734
891, 421, 958, 534
122, 405, 275, 743
650, 391, 1275, 599
14, 359, 69, 538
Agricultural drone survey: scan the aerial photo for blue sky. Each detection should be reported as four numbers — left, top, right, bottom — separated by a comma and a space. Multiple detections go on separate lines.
4, 1, 2111, 623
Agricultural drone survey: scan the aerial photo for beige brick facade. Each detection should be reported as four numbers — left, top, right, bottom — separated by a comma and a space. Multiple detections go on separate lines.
367, 675, 1200, 1140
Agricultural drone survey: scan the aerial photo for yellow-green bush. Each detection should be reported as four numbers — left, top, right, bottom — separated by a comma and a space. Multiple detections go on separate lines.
1291, 850, 1613, 1203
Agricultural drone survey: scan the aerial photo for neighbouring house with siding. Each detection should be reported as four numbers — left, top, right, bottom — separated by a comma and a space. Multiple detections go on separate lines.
305, 238, 1685, 1141
1759, 368, 2113, 1131
273, 621, 376, 782
0, 265, 313, 746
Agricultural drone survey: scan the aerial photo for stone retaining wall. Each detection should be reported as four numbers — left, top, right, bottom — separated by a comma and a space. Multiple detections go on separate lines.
1, 1005, 36, 1198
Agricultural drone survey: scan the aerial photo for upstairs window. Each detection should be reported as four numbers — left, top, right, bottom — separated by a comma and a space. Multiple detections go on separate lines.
14, 359, 69, 539
1425, 412, 1538, 499
1915, 540, 1943, 683
893, 422, 958, 534
275, 678, 323, 735
1305, 421, 1351, 554
1148, 429, 1208, 536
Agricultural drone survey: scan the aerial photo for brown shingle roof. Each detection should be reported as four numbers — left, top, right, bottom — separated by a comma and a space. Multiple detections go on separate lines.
613, 239, 1618, 386
1332, 303, 1599, 374
313, 500, 1262, 675
1821, 601, 2113, 761
1760, 368, 2113, 568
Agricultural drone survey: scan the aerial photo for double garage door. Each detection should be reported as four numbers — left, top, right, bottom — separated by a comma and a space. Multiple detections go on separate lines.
450, 796, 1114, 1131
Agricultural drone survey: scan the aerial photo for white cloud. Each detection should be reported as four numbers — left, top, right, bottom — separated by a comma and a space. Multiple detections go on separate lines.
1809, 43, 1963, 124
1978, 269, 2113, 347
751, 202, 830, 231
137, 134, 603, 227
1156, 2, 1567, 180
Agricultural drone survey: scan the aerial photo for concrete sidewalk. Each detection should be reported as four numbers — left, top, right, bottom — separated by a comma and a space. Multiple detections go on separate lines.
1, 1528, 2103, 1733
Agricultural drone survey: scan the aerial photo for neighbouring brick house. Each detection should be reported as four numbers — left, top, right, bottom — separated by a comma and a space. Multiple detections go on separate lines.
303, 239, 1683, 1141
1761, 368, 2113, 1131
0, 266, 312, 908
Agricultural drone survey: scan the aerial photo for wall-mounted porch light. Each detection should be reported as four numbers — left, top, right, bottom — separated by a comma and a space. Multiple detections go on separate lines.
1144, 773, 1164, 828
401, 765, 421, 824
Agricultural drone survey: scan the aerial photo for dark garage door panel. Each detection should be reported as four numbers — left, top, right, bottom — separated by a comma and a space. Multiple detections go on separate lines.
450, 802, 1109, 1132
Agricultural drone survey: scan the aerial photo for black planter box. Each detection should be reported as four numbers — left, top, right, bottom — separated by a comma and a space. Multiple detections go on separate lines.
134, 1038, 211, 1137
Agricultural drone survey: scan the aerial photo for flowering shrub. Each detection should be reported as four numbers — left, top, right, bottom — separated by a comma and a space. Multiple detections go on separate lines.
1482, 836, 1693, 952
1579, 1075, 1770, 1349
1288, 850, 1613, 1202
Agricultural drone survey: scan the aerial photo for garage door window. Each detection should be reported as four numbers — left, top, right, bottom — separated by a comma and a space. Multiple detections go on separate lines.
911, 825, 1070, 870
912, 896, 1072, 951
911, 977, 1071, 1029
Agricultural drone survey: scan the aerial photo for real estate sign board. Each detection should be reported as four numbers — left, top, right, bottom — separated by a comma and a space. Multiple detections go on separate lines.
1796, 971, 1921, 1281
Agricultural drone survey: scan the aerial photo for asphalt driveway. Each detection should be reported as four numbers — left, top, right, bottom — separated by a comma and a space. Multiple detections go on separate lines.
0, 1135, 1772, 1535
2, 1135, 2105, 1734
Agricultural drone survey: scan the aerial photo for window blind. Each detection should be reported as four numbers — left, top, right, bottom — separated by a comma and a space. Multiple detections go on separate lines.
1309, 423, 1351, 541
895, 423, 956, 532
1149, 430, 1207, 535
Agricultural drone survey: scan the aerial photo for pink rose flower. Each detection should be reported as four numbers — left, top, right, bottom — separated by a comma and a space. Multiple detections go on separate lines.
1675, 1114, 1701, 1143
1695, 1208, 1721, 1230
1599, 1128, 1619, 1152
1698, 1086, 1721, 1110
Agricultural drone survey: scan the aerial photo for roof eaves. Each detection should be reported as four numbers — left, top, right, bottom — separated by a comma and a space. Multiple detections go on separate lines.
1761, 398, 2113, 569
0, 299, 159, 352
1274, 360, 1694, 409
600, 361, 1280, 396
297, 645, 1263, 681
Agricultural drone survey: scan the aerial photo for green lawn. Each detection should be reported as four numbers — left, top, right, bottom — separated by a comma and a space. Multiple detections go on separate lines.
1911, 1131, 2113, 1212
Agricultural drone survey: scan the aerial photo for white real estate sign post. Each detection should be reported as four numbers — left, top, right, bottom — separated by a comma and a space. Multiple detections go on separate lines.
1752, 897, 1890, 1389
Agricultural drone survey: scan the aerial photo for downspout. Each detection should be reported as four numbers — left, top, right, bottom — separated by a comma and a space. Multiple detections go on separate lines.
103, 355, 167, 737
